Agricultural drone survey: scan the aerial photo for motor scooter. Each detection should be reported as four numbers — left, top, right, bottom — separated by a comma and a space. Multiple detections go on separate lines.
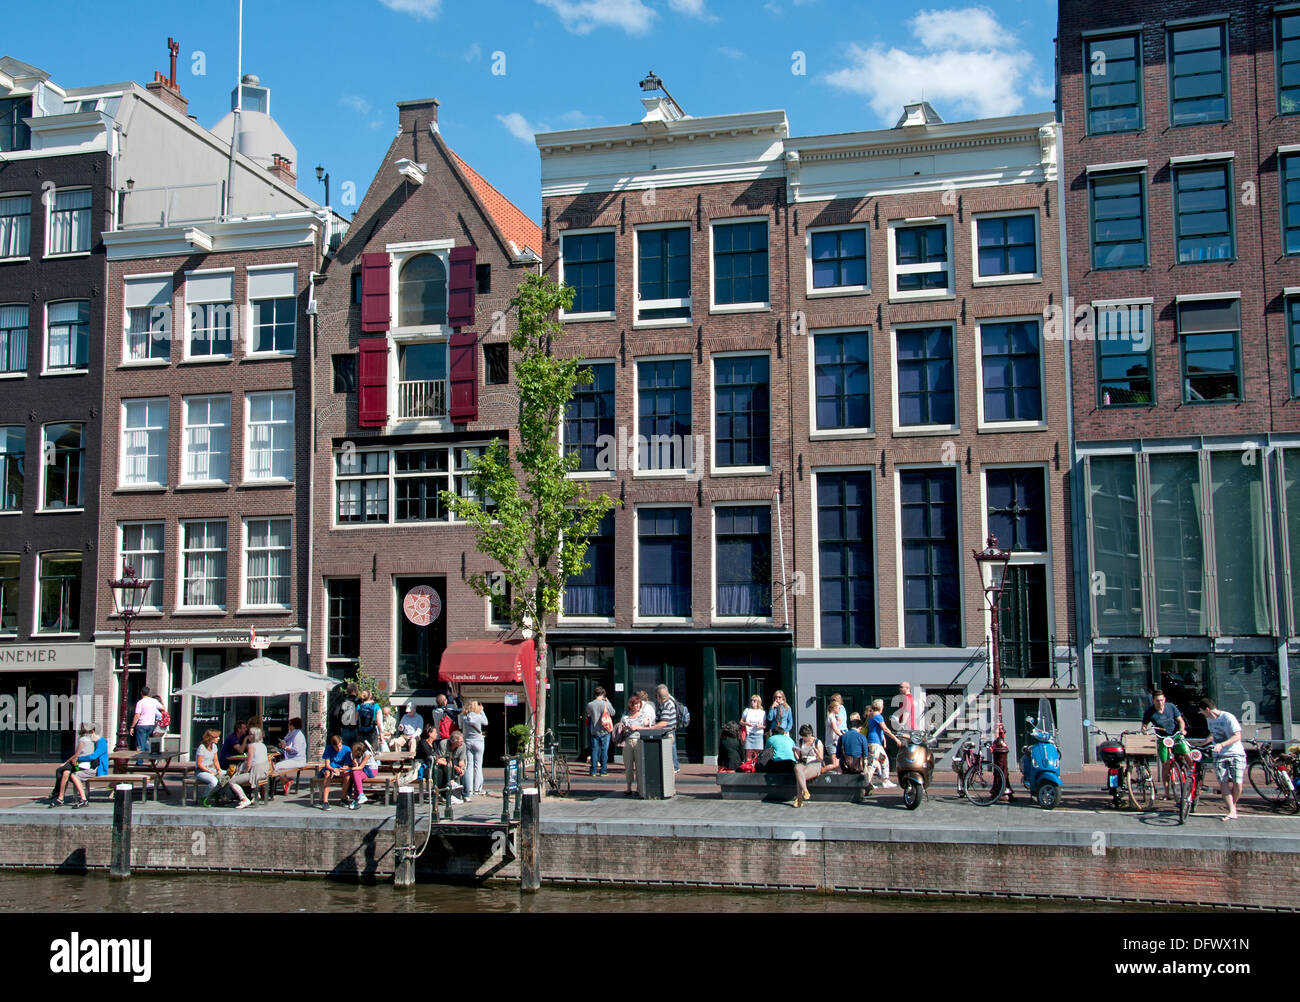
1018, 698, 1062, 809
1086, 721, 1128, 809
896, 730, 936, 810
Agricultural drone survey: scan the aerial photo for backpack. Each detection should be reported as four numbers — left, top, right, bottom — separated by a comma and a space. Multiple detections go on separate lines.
157, 708, 171, 731
437, 713, 454, 740
675, 700, 690, 730
340, 700, 358, 727
357, 702, 376, 732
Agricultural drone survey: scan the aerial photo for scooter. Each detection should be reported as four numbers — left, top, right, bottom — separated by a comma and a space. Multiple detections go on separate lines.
1018, 698, 1062, 809
1087, 722, 1129, 809
895, 730, 936, 810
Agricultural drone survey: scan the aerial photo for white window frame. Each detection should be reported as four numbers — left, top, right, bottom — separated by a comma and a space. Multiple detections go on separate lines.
44, 186, 92, 259
122, 272, 173, 366
118, 397, 169, 489
887, 217, 955, 301
182, 268, 236, 362
557, 227, 617, 322
42, 299, 89, 375
388, 241, 454, 338
889, 322, 960, 436
244, 263, 298, 358
709, 216, 772, 314
117, 521, 165, 613
37, 422, 84, 513
0, 192, 32, 261
711, 500, 776, 626
243, 390, 295, 485
974, 315, 1048, 432
809, 465, 879, 650
561, 357, 618, 481
632, 503, 694, 625
632, 353, 694, 477
710, 349, 773, 477
809, 327, 874, 439
240, 516, 293, 612
557, 511, 617, 626
178, 519, 228, 612
485, 572, 513, 630
632, 222, 693, 328
805, 223, 871, 297
34, 550, 81, 636
970, 210, 1042, 285
180, 393, 232, 487
0, 302, 28, 379
331, 442, 494, 528
893, 463, 965, 650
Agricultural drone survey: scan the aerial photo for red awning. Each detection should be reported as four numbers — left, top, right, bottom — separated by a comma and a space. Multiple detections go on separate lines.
438, 638, 535, 685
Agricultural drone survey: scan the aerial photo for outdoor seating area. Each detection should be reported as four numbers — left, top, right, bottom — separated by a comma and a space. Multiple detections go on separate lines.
716, 772, 869, 803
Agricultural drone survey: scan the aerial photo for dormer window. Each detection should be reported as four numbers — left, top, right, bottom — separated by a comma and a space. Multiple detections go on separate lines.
0, 97, 32, 153
398, 254, 447, 328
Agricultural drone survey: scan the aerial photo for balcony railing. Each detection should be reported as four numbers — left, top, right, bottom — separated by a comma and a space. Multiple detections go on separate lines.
119, 183, 223, 229
397, 379, 448, 420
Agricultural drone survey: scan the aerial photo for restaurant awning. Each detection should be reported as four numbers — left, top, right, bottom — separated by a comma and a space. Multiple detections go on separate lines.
438, 638, 536, 686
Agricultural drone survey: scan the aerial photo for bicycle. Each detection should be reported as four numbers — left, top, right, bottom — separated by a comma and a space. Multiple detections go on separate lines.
1245, 732, 1299, 815
537, 729, 571, 798
953, 731, 1006, 806
1150, 726, 1208, 824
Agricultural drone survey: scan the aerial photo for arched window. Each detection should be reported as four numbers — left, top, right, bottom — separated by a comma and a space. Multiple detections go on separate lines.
398, 254, 447, 328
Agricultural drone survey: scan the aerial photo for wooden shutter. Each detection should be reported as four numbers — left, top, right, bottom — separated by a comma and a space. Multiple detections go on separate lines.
448, 330, 478, 424
360, 253, 390, 332
357, 337, 389, 427
448, 245, 477, 328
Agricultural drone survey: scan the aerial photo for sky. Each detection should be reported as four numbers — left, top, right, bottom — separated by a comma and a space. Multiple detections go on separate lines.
4, 0, 1059, 222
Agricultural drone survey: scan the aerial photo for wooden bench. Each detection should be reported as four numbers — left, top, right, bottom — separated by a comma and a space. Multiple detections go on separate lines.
309, 770, 399, 807
83, 774, 156, 802
716, 771, 869, 803
270, 764, 313, 796
181, 773, 271, 806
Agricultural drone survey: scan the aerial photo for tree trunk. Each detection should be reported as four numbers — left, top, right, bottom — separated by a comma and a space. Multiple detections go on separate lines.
533, 629, 547, 800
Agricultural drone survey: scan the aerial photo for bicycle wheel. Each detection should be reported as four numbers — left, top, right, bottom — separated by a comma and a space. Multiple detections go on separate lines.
962, 763, 1006, 806
554, 752, 571, 797
1171, 761, 1189, 825
1127, 762, 1154, 810
1249, 761, 1288, 808
1275, 771, 1299, 815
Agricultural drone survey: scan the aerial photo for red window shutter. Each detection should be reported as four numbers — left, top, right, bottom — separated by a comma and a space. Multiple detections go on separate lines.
448, 330, 478, 424
360, 253, 390, 332
448, 245, 477, 328
357, 337, 389, 427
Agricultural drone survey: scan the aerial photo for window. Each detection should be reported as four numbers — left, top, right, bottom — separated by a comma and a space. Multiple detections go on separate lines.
245, 391, 295, 481
37, 552, 80, 634
1096, 303, 1154, 406
0, 304, 27, 373
562, 231, 615, 316
47, 188, 91, 255
0, 554, 17, 634
45, 300, 89, 371
1291, 299, 1300, 398
335, 450, 389, 523
181, 395, 231, 484
636, 358, 692, 471
484, 344, 509, 385
637, 507, 692, 618
714, 354, 770, 469
326, 579, 361, 678
1088, 455, 1143, 636
0, 97, 32, 152
476, 263, 492, 295
41, 423, 83, 510
809, 226, 868, 292
1148, 453, 1206, 635
715, 505, 772, 619
899, 469, 960, 646
564, 361, 615, 473
895, 326, 955, 427
398, 254, 447, 328
817, 471, 876, 647
636, 226, 691, 322
980, 320, 1042, 424
0, 427, 21, 512
1090, 172, 1147, 269
891, 222, 952, 296
1169, 23, 1228, 126
1174, 163, 1233, 262
120, 398, 168, 488
119, 522, 164, 611
1086, 33, 1143, 133
397, 341, 447, 419
185, 272, 234, 358
0, 194, 30, 257
124, 275, 171, 363
244, 518, 291, 608
1284, 450, 1300, 634
564, 511, 615, 617
332, 354, 357, 393
1211, 453, 1271, 635
1280, 14, 1300, 115
181, 520, 227, 609
712, 220, 768, 307
1094, 654, 1154, 719
1281, 154, 1300, 255
394, 448, 449, 522
453, 445, 495, 511
248, 268, 297, 353
986, 468, 1047, 552
813, 331, 871, 431
351, 271, 363, 306
489, 577, 512, 627
1178, 298, 1241, 402
974, 214, 1038, 279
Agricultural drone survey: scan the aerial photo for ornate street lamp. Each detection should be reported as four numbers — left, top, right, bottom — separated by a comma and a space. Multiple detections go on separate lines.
109, 564, 151, 751
972, 535, 1012, 796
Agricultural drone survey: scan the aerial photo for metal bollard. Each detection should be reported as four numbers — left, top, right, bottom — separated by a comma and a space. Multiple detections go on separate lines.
394, 786, 415, 888
110, 784, 133, 879
519, 787, 540, 892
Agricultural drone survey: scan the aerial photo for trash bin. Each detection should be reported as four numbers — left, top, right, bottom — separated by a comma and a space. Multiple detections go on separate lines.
635, 729, 675, 799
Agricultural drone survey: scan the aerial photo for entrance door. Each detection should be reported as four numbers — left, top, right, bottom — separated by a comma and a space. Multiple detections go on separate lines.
395, 577, 448, 693
1157, 655, 1210, 738
998, 565, 1050, 678
0, 672, 77, 762
813, 684, 896, 744
631, 646, 698, 763
550, 646, 615, 760
717, 673, 776, 729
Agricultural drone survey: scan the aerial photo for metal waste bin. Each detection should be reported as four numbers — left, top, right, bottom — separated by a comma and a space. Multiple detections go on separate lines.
635, 729, 675, 799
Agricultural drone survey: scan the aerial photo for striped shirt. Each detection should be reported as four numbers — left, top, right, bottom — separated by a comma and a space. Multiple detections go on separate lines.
655, 697, 677, 730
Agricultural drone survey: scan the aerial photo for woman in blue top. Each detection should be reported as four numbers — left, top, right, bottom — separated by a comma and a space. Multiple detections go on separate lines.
766, 691, 793, 736
764, 724, 797, 774
48, 723, 103, 807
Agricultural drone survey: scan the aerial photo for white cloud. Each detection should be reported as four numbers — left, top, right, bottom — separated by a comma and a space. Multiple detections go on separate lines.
763, 1, 782, 13
340, 95, 372, 115
669, 0, 718, 22
719, 46, 745, 60
465, 42, 483, 61
823, 6, 1052, 124
498, 112, 547, 143
536, 0, 657, 35
378, 0, 442, 19
558, 109, 603, 125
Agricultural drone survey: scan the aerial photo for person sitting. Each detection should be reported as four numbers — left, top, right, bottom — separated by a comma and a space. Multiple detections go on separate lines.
219, 721, 249, 766
790, 724, 825, 808
433, 730, 468, 802
837, 713, 871, 777
317, 734, 353, 811
403, 723, 438, 785
273, 717, 308, 794
717, 721, 745, 772
347, 741, 379, 809
49, 723, 101, 807
763, 724, 797, 774
195, 729, 224, 806
390, 704, 424, 753
229, 726, 268, 806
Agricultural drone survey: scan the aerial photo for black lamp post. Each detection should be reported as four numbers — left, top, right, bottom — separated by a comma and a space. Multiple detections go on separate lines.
972, 535, 1012, 795
315, 165, 330, 208
109, 564, 151, 751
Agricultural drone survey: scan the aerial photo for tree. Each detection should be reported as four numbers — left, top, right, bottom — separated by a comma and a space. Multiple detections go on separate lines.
442, 273, 618, 791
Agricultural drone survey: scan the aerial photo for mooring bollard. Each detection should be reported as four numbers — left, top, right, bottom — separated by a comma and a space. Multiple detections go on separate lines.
394, 786, 415, 888
110, 784, 133, 879
519, 787, 540, 893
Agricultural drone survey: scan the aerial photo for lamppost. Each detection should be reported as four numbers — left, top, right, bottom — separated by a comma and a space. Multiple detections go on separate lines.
972, 535, 1012, 796
109, 564, 151, 751
315, 165, 330, 208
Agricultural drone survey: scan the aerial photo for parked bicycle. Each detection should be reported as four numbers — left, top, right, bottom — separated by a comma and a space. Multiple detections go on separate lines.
952, 731, 1006, 806
1152, 726, 1208, 825
538, 729, 571, 798
1245, 731, 1299, 815
1088, 724, 1155, 810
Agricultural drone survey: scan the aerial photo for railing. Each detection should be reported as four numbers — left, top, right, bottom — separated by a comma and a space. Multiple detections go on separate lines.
397, 379, 448, 420
119, 183, 223, 229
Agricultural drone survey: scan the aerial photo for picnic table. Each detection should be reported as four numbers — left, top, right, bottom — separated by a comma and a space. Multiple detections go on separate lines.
376, 750, 415, 775
109, 749, 190, 794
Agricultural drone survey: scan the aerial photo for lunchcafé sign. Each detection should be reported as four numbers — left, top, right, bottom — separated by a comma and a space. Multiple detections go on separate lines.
0, 644, 95, 670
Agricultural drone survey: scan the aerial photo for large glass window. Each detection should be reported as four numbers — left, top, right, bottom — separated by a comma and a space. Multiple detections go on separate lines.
1178, 298, 1241, 402
0, 97, 32, 153
1173, 163, 1233, 262
119, 522, 164, 611
125, 307, 169, 363
1090, 172, 1147, 269
564, 362, 615, 473
714, 354, 770, 468
41, 423, 83, 510
0, 194, 30, 258
1096, 303, 1154, 406
45, 300, 89, 371
813, 331, 871, 431
186, 272, 234, 358
252, 297, 295, 353
397, 254, 446, 328
1286, 449, 1300, 633
637, 227, 691, 321
896, 326, 955, 427
637, 358, 691, 471
121, 398, 168, 488
48, 188, 91, 255
1093, 654, 1153, 718
245, 391, 295, 481
564, 511, 615, 618
1148, 453, 1206, 636
0, 426, 22, 512
1210, 453, 1271, 636
1283, 154, 1300, 255
1290, 299, 1300, 399
899, 469, 959, 646
712, 220, 769, 306
1169, 23, 1228, 126
818, 472, 875, 648
0, 304, 26, 374
810, 227, 868, 290
37, 552, 80, 634
980, 320, 1042, 423
182, 395, 231, 484
336, 450, 389, 523
1086, 34, 1142, 134
637, 507, 691, 618
1088, 456, 1143, 636
562, 232, 615, 315
0, 554, 17, 634
1280, 14, 1300, 115
326, 579, 361, 679
975, 215, 1037, 278
394, 448, 449, 522
244, 518, 291, 608
715, 505, 772, 619
181, 520, 227, 609
892, 223, 951, 294
985, 468, 1046, 552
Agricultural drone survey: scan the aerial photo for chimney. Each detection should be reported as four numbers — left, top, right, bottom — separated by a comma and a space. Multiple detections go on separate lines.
146, 36, 188, 115
396, 98, 439, 137
269, 154, 297, 186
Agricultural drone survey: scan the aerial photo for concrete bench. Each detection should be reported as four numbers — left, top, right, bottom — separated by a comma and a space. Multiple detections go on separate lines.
716, 770, 869, 803
83, 774, 156, 802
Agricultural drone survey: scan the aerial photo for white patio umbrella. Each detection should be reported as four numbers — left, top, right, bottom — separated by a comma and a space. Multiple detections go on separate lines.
177, 656, 338, 699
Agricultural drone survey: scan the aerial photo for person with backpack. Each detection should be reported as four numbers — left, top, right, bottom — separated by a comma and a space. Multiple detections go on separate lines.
649, 683, 688, 774
356, 690, 380, 748
586, 686, 616, 778
130, 686, 166, 752
339, 685, 359, 747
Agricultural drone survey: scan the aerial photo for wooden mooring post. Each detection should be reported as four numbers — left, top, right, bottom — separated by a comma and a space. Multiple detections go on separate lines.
110, 784, 133, 879
393, 786, 415, 888
519, 787, 540, 892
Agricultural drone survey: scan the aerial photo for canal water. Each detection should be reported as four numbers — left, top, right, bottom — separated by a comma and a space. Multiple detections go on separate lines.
0, 871, 1177, 912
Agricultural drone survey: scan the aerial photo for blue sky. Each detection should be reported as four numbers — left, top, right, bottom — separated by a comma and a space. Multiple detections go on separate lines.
5, 0, 1058, 221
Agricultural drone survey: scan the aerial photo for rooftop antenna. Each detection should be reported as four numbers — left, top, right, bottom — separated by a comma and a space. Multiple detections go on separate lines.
639, 71, 685, 117
222, 0, 243, 220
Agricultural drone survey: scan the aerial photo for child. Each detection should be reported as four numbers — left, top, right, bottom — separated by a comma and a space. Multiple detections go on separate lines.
348, 741, 379, 809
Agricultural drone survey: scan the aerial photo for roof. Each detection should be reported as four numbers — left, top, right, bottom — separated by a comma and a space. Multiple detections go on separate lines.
447, 147, 542, 258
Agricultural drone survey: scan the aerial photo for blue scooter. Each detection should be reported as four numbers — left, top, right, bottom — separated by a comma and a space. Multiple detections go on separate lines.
1019, 697, 1063, 809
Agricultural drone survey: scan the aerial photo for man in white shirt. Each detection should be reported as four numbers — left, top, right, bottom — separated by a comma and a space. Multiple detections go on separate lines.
391, 704, 424, 753
1199, 698, 1246, 821
130, 686, 165, 752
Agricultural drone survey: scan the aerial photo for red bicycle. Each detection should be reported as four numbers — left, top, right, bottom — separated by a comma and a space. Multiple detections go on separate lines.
1154, 727, 1208, 824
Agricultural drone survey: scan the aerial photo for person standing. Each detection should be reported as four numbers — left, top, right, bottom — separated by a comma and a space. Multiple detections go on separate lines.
356, 690, 381, 750
766, 691, 793, 739
892, 681, 919, 732
585, 687, 616, 778
1199, 698, 1246, 821
619, 693, 655, 796
741, 695, 766, 763
338, 685, 359, 747
824, 694, 847, 768
650, 684, 681, 773
866, 698, 901, 789
460, 700, 489, 799
130, 686, 165, 752
1141, 690, 1187, 800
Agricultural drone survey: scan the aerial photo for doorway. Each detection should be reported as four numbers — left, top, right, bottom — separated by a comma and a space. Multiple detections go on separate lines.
0, 671, 77, 762
630, 646, 698, 762
394, 576, 448, 692
998, 565, 1050, 678
1157, 655, 1210, 738
550, 646, 615, 760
